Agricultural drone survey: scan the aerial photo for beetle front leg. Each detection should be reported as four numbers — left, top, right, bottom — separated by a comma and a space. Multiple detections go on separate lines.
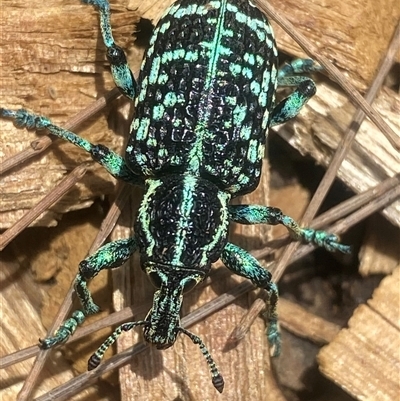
40, 237, 137, 348
0, 108, 142, 186
229, 205, 351, 254
83, 0, 136, 100
221, 242, 280, 356
269, 58, 322, 127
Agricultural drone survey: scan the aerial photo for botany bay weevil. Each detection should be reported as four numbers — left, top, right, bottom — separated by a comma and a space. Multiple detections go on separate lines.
1, 0, 350, 392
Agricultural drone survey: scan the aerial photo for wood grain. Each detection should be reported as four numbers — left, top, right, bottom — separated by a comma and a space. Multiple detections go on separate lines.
318, 267, 400, 401
1, 0, 398, 400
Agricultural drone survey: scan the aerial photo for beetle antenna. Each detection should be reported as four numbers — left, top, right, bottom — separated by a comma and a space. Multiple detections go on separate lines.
87, 320, 147, 370
179, 327, 224, 393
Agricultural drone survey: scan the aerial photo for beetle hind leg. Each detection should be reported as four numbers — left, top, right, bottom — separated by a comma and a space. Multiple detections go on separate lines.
221, 242, 281, 357
82, 0, 137, 100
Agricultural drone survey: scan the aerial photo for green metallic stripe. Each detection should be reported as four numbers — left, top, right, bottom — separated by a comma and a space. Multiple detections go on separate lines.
187, 0, 228, 173
171, 175, 197, 266
138, 179, 163, 258
199, 189, 230, 266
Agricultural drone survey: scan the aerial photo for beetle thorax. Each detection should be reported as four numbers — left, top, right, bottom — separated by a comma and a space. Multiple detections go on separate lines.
135, 174, 230, 270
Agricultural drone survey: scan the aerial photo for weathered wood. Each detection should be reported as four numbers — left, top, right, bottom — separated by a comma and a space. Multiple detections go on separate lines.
0, 252, 108, 400
268, 0, 400, 91
0, 0, 141, 228
1, 1, 398, 400
318, 267, 400, 401
359, 215, 400, 276
2, 0, 399, 229
274, 83, 400, 227
109, 160, 289, 400
278, 298, 341, 345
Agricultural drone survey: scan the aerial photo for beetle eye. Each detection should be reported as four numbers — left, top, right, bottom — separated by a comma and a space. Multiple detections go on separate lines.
148, 272, 162, 288
183, 278, 198, 293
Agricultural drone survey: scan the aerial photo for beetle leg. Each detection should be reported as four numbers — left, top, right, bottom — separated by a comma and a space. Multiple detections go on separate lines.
221, 242, 280, 357
229, 204, 351, 254
0, 108, 143, 186
269, 58, 322, 127
83, 0, 137, 100
40, 237, 137, 348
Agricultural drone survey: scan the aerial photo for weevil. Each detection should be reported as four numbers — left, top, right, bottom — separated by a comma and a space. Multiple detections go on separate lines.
1, 0, 350, 392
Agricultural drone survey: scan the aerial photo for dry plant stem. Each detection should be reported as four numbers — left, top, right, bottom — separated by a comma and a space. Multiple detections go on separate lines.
15, 183, 398, 400
11, 175, 399, 399
0, 87, 121, 176
17, 181, 131, 401
253, 173, 400, 260
90, 182, 132, 252
0, 164, 88, 251
288, 183, 400, 266
2, 185, 395, 399
235, 9, 400, 346
2, 271, 227, 370
31, 177, 398, 400
0, 136, 54, 175
3, 175, 396, 370
228, 298, 266, 342
231, 181, 400, 341
255, 0, 400, 150
12, 17, 400, 395
0, 301, 151, 370
329, 185, 400, 235
273, 17, 400, 286
33, 281, 254, 401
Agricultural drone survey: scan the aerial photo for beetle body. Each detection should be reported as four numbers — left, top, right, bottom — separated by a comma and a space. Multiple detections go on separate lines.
1, 0, 350, 392
128, 0, 278, 196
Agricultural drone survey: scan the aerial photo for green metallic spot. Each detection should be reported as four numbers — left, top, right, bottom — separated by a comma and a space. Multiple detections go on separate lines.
146, 44, 155, 58
158, 147, 168, 157
239, 124, 252, 140
229, 63, 242, 76
261, 110, 270, 130
153, 104, 165, 120
149, 56, 161, 85
233, 104, 247, 126
157, 73, 169, 85
164, 92, 178, 107
244, 53, 255, 65
258, 143, 266, 159
261, 70, 271, 90
225, 96, 237, 106
172, 118, 182, 128
132, 118, 140, 131
159, 20, 171, 34
238, 173, 250, 185
226, 2, 238, 13
223, 28, 234, 38
147, 138, 157, 147
218, 45, 232, 57
184, 50, 199, 62
242, 67, 252, 79
149, 27, 160, 46
250, 81, 261, 96
138, 76, 148, 102
136, 117, 150, 141
170, 155, 182, 165
173, 3, 198, 18
258, 91, 268, 108
247, 139, 258, 163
